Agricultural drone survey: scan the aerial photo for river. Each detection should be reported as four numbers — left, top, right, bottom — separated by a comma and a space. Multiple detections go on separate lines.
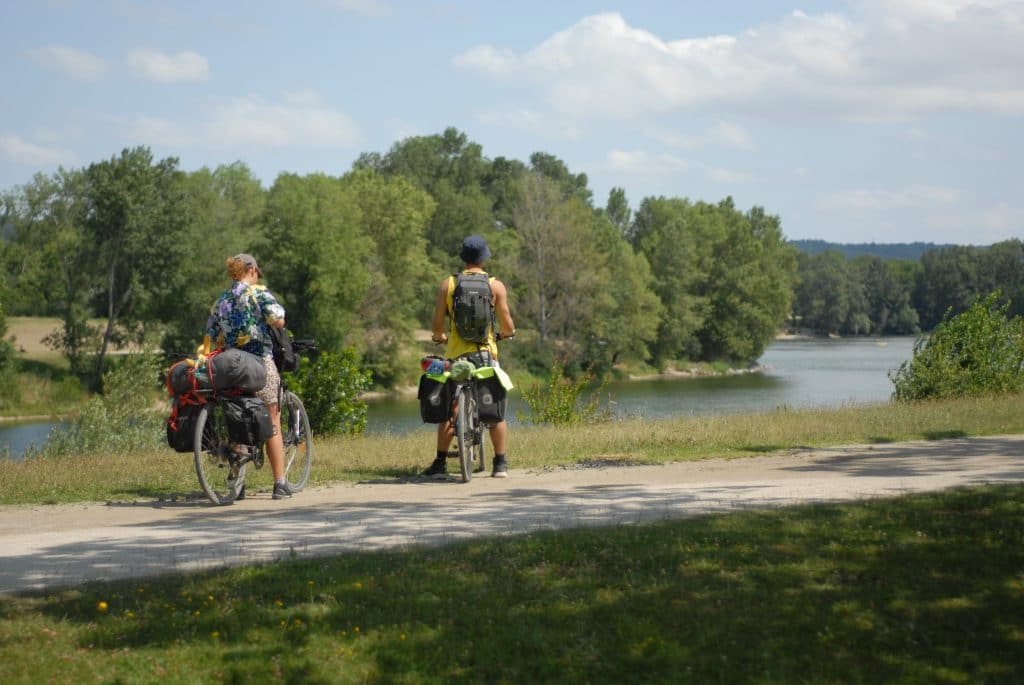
1, 337, 915, 459
363, 336, 915, 434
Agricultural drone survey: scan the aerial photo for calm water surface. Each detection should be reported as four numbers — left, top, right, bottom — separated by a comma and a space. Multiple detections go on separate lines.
365, 337, 916, 435
1, 337, 915, 458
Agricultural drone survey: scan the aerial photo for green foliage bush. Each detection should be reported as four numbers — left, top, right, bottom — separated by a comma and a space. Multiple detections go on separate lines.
28, 354, 165, 457
518, 359, 613, 425
890, 292, 1024, 401
0, 300, 19, 408
288, 348, 371, 436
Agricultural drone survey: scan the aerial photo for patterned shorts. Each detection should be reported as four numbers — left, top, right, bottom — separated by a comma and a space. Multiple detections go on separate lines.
257, 354, 281, 406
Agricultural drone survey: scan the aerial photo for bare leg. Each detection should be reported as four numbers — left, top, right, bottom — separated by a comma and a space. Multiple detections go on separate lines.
436, 419, 454, 453
488, 420, 507, 455
266, 403, 286, 481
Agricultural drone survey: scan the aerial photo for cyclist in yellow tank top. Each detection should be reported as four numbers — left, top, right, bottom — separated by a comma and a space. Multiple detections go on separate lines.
423, 235, 515, 479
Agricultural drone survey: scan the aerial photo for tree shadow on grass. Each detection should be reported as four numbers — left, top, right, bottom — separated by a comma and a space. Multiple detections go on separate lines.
9, 484, 1023, 684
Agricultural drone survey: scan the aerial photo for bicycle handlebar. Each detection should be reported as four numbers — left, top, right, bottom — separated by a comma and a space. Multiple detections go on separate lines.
292, 339, 317, 354
430, 333, 516, 344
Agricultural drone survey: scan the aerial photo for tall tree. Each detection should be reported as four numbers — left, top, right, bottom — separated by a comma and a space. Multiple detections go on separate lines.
162, 162, 267, 353
584, 212, 663, 370
913, 246, 985, 329
511, 172, 608, 367
341, 169, 436, 385
851, 255, 919, 335
261, 172, 369, 353
529, 152, 593, 205
604, 187, 632, 235
81, 147, 188, 381
355, 127, 493, 264
630, 196, 708, 363
793, 251, 855, 335
980, 239, 1024, 317
696, 202, 797, 361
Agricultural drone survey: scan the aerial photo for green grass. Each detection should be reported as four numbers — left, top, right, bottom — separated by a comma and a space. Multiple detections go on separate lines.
1, 484, 1022, 683
2, 393, 1023, 506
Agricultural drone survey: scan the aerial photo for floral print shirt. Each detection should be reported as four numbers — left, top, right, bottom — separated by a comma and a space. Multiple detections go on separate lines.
206, 282, 285, 357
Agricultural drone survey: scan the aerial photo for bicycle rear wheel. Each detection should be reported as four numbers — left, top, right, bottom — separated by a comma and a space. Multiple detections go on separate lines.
194, 402, 246, 506
280, 390, 313, 491
456, 387, 475, 483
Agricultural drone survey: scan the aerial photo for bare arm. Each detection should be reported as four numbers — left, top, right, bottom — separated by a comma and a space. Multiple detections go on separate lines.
430, 277, 450, 343
491, 279, 515, 336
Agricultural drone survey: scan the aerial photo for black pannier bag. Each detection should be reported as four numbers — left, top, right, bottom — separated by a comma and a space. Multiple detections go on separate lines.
418, 374, 451, 423
475, 372, 507, 424
270, 325, 300, 373
223, 395, 274, 445
166, 398, 204, 453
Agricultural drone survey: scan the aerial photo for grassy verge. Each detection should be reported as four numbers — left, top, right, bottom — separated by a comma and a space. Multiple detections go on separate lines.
2, 393, 1022, 506
1, 484, 1021, 683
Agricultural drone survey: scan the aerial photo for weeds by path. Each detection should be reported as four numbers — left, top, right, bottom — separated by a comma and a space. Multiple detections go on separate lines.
2, 393, 1023, 506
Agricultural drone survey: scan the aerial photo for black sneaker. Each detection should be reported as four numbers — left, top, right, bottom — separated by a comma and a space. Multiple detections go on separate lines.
272, 481, 293, 500
422, 458, 448, 479
492, 456, 508, 478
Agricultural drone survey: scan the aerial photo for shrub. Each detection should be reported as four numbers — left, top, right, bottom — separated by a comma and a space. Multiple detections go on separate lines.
0, 302, 18, 408
518, 359, 613, 425
288, 348, 371, 436
890, 292, 1024, 401
29, 353, 165, 457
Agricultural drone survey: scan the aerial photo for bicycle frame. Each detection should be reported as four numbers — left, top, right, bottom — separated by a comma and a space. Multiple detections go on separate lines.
449, 374, 486, 482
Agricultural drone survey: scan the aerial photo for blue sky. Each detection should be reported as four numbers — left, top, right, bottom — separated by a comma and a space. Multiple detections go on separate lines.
2, 0, 1022, 245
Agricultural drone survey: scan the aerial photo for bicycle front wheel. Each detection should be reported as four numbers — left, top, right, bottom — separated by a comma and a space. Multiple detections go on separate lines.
456, 387, 475, 483
280, 390, 313, 491
194, 402, 245, 506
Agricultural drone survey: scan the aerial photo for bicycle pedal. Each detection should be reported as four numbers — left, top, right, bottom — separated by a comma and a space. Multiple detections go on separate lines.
446, 450, 460, 459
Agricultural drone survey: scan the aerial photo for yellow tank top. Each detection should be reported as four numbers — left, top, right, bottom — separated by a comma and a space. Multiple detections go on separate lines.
445, 272, 498, 360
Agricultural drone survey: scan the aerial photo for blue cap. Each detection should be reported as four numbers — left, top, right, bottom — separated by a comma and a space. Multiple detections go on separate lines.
459, 235, 491, 264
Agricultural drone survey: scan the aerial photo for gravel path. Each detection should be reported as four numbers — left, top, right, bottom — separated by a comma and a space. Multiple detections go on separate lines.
2, 434, 1022, 594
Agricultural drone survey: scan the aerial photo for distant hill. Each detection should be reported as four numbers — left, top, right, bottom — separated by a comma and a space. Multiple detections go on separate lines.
789, 240, 957, 261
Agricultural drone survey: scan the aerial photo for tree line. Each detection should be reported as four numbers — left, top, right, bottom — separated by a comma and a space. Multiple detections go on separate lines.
792, 241, 1024, 336
0, 127, 1019, 391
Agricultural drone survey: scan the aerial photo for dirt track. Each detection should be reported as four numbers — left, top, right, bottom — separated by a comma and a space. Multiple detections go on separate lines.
2, 434, 1023, 595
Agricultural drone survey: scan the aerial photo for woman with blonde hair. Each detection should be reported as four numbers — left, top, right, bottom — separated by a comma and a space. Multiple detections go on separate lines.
206, 253, 293, 500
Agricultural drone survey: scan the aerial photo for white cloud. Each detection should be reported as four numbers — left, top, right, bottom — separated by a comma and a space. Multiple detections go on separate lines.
453, 5, 1024, 124
817, 184, 962, 211
605, 148, 689, 175
853, 0, 1008, 26
978, 201, 1023, 233
28, 45, 107, 81
127, 49, 209, 82
124, 94, 360, 151
207, 96, 360, 148
652, 122, 756, 152
126, 115, 194, 148
453, 46, 519, 73
0, 135, 77, 168
475, 108, 541, 129
706, 166, 751, 184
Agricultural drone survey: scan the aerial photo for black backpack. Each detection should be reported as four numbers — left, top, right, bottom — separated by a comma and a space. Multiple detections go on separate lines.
270, 325, 300, 373
451, 272, 494, 343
